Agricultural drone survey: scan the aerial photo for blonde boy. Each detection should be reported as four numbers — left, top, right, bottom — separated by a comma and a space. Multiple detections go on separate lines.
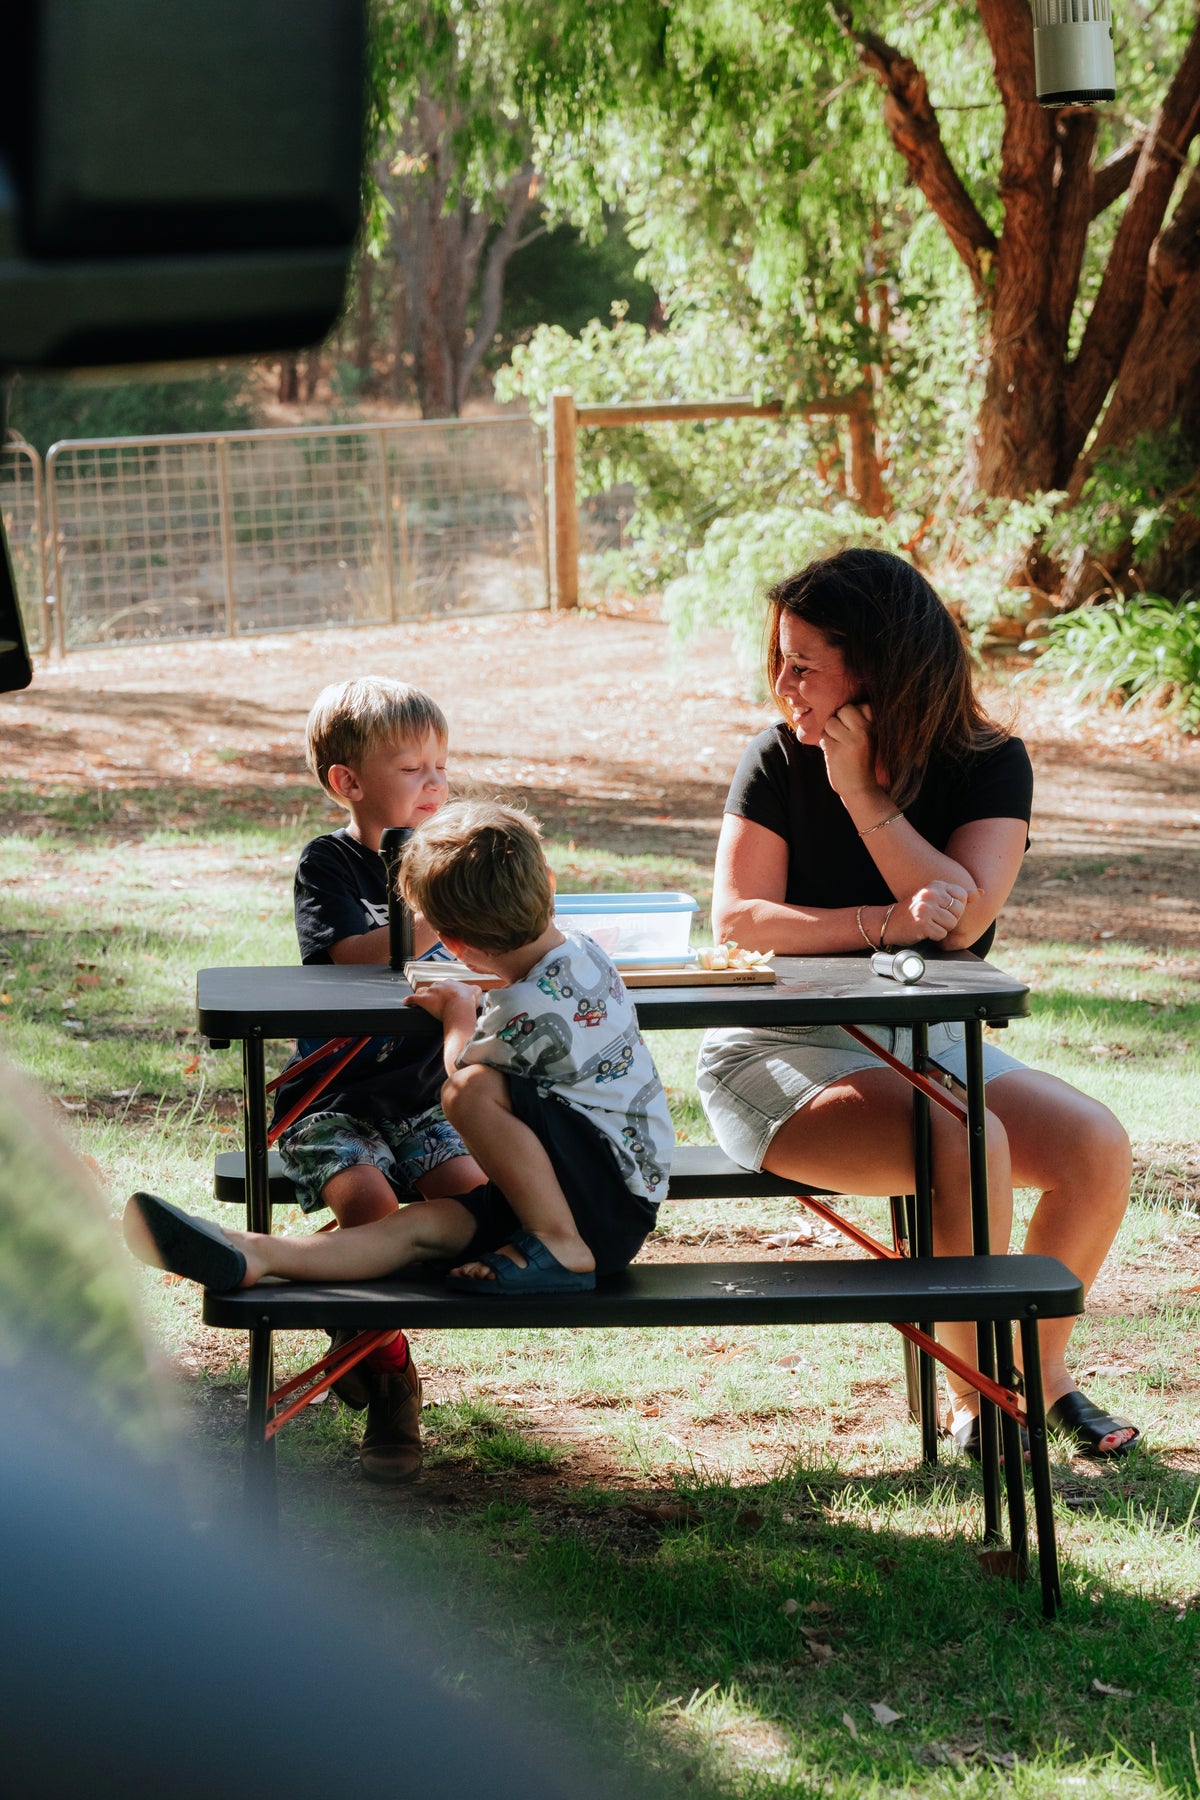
271, 677, 483, 1482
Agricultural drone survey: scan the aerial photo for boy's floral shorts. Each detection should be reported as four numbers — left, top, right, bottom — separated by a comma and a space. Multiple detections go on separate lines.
277, 1105, 470, 1214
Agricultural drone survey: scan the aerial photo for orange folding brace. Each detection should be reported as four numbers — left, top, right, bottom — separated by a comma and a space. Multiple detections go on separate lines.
265, 1328, 394, 1440
789, 1188, 1026, 1424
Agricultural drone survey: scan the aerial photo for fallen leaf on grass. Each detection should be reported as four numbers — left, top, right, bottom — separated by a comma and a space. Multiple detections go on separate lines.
764, 1229, 815, 1249
799, 1626, 834, 1666
977, 1548, 1029, 1582
734, 1508, 763, 1532
182, 1056, 201, 1075
73, 973, 102, 989
842, 1711, 859, 1740
781, 1597, 800, 1618
630, 1500, 701, 1528
804, 1599, 832, 1617
870, 1702, 903, 1726
1091, 1678, 1134, 1698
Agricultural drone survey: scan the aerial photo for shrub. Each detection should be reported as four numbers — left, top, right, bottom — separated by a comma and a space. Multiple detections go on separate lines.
1028, 592, 1200, 733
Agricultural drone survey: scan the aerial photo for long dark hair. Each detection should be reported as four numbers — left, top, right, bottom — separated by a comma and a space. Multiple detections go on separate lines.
766, 548, 1007, 808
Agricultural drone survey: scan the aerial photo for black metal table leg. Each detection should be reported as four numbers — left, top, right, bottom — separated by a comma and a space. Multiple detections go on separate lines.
964, 1019, 1002, 1542
997, 1329, 1029, 1576
242, 1032, 276, 1540
910, 1022, 939, 1465
1020, 1316, 1061, 1618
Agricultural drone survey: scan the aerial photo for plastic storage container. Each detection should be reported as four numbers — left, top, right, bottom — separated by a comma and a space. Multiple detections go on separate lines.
553, 892, 698, 961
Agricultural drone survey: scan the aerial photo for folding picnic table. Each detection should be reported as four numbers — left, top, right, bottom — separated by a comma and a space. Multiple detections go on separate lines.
197, 951, 1047, 1542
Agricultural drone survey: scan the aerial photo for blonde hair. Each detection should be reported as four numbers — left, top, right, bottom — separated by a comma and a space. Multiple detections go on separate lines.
305, 677, 448, 798
400, 800, 553, 955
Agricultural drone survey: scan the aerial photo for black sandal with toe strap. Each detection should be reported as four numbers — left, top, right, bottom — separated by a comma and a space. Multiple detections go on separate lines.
1047, 1390, 1140, 1458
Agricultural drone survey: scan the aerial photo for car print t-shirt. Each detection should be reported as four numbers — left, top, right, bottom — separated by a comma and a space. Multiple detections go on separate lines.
457, 929, 674, 1203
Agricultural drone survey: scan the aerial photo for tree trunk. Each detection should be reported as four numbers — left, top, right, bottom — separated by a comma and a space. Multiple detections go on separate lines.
277, 356, 299, 404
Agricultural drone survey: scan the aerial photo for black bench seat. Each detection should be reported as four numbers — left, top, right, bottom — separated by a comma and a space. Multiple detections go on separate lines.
202, 1252, 1080, 1334
213, 1144, 834, 1208
204, 1252, 1081, 1618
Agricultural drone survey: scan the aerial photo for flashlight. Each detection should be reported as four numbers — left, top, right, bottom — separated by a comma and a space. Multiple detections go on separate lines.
1032, 0, 1115, 106
871, 949, 926, 985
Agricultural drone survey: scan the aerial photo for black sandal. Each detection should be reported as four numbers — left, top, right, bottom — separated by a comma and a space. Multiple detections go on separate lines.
1047, 1390, 1140, 1458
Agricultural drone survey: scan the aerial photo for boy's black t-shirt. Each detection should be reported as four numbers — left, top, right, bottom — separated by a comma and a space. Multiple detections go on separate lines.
724, 724, 1034, 958
270, 828, 446, 1132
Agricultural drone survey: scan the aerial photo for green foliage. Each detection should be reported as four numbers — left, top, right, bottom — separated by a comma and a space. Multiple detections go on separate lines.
6, 368, 255, 458
501, 211, 658, 346
1031, 592, 1200, 733
1049, 427, 1200, 581
663, 505, 908, 679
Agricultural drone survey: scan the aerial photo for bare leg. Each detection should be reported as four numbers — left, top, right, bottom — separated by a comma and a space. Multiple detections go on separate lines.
416, 1153, 485, 1199
439, 1063, 593, 1277
225, 1193, 477, 1286
761, 1068, 1014, 1429
986, 1069, 1134, 1443
324, 1164, 400, 1229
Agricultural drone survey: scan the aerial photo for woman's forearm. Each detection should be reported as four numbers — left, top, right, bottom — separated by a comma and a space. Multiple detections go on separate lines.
841, 798, 979, 901
713, 894, 897, 955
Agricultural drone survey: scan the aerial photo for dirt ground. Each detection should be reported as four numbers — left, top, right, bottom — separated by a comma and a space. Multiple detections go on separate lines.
4, 599, 1200, 950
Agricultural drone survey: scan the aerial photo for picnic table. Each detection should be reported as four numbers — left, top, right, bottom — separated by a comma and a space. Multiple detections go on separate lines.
197, 952, 1081, 1616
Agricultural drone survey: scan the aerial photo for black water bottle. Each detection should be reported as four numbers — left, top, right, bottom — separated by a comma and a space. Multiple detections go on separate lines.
379, 826, 414, 972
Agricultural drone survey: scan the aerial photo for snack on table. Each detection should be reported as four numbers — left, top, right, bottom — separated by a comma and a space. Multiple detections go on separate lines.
697, 941, 774, 971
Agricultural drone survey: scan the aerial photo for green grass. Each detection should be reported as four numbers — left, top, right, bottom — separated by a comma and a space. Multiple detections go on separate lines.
3, 787, 1199, 1798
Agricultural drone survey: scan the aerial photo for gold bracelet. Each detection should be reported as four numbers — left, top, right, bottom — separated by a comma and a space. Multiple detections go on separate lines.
877, 902, 897, 950
855, 904, 875, 952
858, 810, 904, 839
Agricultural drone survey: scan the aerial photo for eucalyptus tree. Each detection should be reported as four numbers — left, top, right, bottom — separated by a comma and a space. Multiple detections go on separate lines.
369, 1, 542, 415
508, 1, 1200, 538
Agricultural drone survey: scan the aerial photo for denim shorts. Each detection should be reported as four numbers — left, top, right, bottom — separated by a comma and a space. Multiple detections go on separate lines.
277, 1104, 470, 1214
697, 1020, 1028, 1173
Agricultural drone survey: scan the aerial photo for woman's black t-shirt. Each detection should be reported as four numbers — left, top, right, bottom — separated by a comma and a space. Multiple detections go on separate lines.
723, 723, 1034, 957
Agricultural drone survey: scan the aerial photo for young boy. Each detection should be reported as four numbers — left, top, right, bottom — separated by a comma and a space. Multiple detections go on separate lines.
125, 802, 674, 1306
271, 677, 484, 1482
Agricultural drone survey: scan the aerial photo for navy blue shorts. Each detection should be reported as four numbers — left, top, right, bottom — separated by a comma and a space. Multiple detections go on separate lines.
454, 1074, 657, 1277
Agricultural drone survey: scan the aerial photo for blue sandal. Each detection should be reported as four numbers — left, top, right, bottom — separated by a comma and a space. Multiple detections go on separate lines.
124, 1191, 247, 1292
446, 1229, 596, 1296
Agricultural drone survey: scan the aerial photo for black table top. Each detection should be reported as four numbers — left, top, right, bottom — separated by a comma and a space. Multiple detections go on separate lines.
197, 952, 1029, 1040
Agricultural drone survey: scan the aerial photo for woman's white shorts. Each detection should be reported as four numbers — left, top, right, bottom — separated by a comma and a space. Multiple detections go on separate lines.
696, 1021, 1028, 1173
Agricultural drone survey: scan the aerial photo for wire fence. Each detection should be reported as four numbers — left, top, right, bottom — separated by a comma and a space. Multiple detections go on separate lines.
0, 440, 50, 654
42, 417, 548, 651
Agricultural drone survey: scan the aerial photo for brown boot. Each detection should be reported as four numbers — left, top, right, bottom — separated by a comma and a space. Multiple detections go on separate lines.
359, 1350, 423, 1484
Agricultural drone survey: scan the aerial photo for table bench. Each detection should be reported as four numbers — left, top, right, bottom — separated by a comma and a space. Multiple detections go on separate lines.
202, 1252, 1082, 1618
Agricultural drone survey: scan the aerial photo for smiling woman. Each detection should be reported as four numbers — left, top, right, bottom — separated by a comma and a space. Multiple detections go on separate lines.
698, 547, 1139, 1461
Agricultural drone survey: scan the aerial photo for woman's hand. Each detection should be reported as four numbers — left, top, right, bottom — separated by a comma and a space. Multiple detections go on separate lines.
888, 881, 974, 945
820, 702, 881, 800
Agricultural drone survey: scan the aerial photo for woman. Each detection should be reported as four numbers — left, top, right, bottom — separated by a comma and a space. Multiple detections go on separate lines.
698, 547, 1137, 1457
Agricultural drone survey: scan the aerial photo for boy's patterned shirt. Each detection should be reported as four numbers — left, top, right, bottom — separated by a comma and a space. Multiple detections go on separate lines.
457, 930, 673, 1202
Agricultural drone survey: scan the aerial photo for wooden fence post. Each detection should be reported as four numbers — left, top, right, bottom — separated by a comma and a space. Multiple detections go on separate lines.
548, 388, 579, 610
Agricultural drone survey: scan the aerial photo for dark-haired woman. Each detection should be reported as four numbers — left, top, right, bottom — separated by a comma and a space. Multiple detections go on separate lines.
698, 548, 1138, 1458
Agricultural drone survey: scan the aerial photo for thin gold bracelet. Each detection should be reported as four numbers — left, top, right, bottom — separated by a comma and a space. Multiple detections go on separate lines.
877, 902, 897, 950
855, 904, 875, 952
858, 810, 904, 839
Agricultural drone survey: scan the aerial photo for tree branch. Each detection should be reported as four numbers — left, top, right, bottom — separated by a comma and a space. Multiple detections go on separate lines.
1091, 139, 1142, 217
1048, 111, 1097, 355
830, 3, 997, 300
1063, 18, 1200, 467
455, 164, 538, 410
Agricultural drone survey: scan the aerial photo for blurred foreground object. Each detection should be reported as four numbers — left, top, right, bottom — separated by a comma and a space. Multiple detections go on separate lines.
0, 1068, 634, 1800
0, 0, 366, 367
